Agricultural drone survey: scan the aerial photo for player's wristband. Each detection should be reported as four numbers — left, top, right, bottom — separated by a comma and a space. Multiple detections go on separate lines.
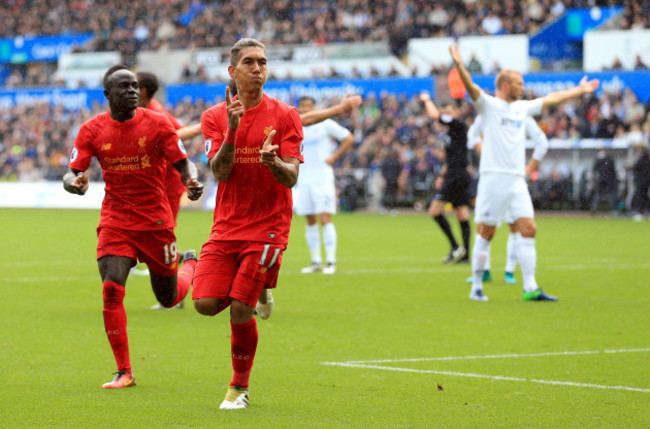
224, 129, 237, 146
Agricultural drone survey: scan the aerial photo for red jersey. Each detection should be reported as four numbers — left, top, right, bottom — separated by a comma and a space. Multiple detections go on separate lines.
201, 94, 303, 245
69, 107, 188, 230
146, 98, 186, 222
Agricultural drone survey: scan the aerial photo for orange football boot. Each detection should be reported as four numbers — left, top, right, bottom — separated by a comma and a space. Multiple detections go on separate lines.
102, 370, 136, 389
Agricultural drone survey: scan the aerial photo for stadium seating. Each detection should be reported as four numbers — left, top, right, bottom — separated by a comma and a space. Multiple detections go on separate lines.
1, 0, 649, 213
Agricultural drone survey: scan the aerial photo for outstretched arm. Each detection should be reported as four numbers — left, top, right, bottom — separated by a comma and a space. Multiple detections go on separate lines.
449, 44, 481, 102
419, 92, 440, 121
62, 168, 89, 195
541, 76, 599, 110
300, 94, 362, 126
177, 123, 203, 140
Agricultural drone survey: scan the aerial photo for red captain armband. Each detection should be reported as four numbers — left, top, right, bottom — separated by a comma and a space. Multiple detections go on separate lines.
224, 129, 237, 146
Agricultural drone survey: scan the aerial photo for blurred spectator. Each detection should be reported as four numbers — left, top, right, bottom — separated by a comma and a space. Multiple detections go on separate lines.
591, 149, 619, 213
595, 112, 621, 139
482, 10, 503, 35
180, 62, 198, 83
540, 169, 571, 210
5, 70, 23, 88
387, 64, 400, 77
428, 4, 450, 32
490, 60, 502, 74
610, 57, 624, 70
550, 0, 566, 17
633, 55, 648, 70
466, 53, 483, 74
631, 144, 650, 215
380, 148, 403, 212
17, 158, 44, 182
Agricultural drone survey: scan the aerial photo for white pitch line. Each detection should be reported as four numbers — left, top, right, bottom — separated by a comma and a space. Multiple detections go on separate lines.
336, 348, 650, 365
331, 256, 621, 264
323, 348, 650, 393
281, 262, 650, 276
321, 362, 650, 393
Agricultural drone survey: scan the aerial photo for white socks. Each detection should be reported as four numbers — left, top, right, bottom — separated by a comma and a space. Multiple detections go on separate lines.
505, 232, 519, 274
305, 224, 322, 264
322, 223, 337, 264
517, 236, 538, 293
306, 223, 337, 265
471, 234, 490, 291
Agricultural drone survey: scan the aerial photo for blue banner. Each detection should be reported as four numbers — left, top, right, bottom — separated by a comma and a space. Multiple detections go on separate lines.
564, 7, 623, 41
0, 87, 105, 110
472, 70, 650, 102
166, 77, 435, 106
2, 71, 647, 113
529, 7, 622, 67
0, 34, 94, 64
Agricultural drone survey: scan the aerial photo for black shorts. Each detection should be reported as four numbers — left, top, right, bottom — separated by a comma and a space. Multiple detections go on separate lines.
435, 170, 471, 208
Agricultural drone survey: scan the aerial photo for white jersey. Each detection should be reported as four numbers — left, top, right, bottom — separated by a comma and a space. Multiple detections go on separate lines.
297, 119, 352, 185
468, 114, 549, 162
475, 91, 543, 176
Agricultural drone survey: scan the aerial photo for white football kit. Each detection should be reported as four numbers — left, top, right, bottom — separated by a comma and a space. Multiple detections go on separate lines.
468, 112, 549, 224
472, 91, 544, 225
295, 119, 352, 216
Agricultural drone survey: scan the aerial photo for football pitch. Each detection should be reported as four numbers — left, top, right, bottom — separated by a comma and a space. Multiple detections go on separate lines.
1, 208, 648, 428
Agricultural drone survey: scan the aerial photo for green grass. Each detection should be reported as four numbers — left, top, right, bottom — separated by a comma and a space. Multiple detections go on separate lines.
1, 208, 649, 428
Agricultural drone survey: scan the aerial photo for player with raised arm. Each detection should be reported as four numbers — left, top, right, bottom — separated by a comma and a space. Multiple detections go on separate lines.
256, 93, 361, 317
465, 114, 549, 285
225, 79, 361, 319
296, 95, 356, 275
449, 43, 598, 302
192, 38, 303, 410
63, 65, 204, 388
419, 92, 471, 265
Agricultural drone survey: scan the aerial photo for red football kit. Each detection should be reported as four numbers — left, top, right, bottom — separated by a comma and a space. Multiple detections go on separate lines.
146, 99, 186, 222
202, 94, 303, 244
193, 94, 303, 305
69, 107, 188, 274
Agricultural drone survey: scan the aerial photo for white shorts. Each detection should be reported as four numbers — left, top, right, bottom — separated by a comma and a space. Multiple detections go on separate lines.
294, 181, 337, 216
474, 173, 534, 226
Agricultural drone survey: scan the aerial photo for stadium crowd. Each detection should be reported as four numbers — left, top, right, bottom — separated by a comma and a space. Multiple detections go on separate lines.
1, 0, 646, 78
2, 0, 649, 88
2, 84, 649, 211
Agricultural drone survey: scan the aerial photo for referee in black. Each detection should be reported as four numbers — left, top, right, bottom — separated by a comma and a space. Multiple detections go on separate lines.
420, 92, 471, 264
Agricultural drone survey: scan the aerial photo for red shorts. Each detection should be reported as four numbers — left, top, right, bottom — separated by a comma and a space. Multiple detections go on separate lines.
192, 240, 285, 307
97, 226, 179, 276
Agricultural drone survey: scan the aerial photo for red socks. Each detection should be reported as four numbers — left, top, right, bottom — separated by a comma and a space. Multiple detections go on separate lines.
230, 318, 258, 388
169, 259, 196, 307
102, 280, 131, 373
